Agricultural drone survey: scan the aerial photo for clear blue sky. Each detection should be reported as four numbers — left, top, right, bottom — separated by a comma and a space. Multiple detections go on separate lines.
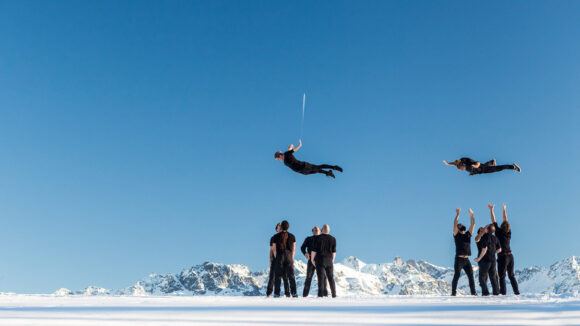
1, 1, 579, 293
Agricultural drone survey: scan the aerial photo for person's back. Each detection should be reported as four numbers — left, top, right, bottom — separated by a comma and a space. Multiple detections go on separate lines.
271, 220, 297, 297
314, 234, 336, 262
312, 225, 337, 298
283, 150, 306, 173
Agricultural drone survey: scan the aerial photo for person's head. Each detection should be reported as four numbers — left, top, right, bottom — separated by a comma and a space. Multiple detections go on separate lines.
280, 220, 290, 249
457, 223, 467, 233
488, 224, 496, 233
500, 221, 510, 233
321, 224, 330, 234
312, 226, 320, 235
457, 162, 466, 171
275, 222, 282, 233
477, 227, 485, 234
274, 151, 284, 162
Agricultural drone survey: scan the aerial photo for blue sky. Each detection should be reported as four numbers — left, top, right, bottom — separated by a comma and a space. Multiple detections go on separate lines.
0, 1, 579, 293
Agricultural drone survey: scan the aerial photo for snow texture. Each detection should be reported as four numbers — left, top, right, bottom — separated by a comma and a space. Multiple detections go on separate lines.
0, 294, 579, 325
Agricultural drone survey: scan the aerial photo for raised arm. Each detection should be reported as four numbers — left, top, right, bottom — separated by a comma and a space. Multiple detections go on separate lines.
443, 160, 459, 166
468, 209, 475, 235
488, 203, 497, 224
293, 139, 302, 152
502, 203, 508, 222
453, 207, 461, 236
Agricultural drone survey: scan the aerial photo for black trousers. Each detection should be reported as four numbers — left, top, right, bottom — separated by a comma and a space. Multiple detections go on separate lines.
300, 163, 338, 175
274, 253, 297, 296
303, 260, 327, 297
471, 165, 514, 175
451, 256, 476, 295
316, 259, 336, 297
498, 254, 520, 295
266, 261, 289, 296
478, 260, 500, 295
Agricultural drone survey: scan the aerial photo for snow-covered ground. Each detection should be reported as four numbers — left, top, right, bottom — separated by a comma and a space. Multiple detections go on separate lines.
1, 294, 579, 325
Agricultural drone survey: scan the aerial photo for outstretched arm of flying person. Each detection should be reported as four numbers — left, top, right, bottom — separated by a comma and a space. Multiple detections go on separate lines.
503, 203, 508, 222
453, 208, 460, 236
488, 203, 497, 224
469, 209, 475, 235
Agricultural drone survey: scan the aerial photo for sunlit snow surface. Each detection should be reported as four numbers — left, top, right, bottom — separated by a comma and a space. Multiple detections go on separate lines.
1, 294, 580, 325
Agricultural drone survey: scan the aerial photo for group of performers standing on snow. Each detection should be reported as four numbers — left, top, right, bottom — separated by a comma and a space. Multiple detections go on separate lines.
266, 221, 337, 298
272, 139, 522, 297
452, 204, 520, 296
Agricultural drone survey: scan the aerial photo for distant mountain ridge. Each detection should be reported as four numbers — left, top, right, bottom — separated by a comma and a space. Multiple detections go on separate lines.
54, 256, 580, 296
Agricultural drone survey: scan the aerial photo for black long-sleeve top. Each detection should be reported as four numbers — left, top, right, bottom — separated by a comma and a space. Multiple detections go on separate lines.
300, 235, 318, 255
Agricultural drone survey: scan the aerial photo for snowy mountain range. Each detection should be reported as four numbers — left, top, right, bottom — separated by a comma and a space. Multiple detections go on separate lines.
54, 256, 580, 296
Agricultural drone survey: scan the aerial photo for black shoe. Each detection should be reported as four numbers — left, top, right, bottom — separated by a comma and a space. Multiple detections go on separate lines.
292, 294, 298, 298
451, 293, 457, 296
513, 163, 521, 172
326, 171, 335, 178
491, 159, 496, 166
334, 166, 343, 172
273, 294, 280, 298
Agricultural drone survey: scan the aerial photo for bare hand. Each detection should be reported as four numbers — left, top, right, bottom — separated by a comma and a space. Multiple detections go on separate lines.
443, 160, 449, 165
305, 253, 310, 260
298, 139, 302, 146
468, 208, 474, 217
503, 203, 507, 210
474, 258, 480, 263
487, 203, 494, 210
456, 207, 461, 215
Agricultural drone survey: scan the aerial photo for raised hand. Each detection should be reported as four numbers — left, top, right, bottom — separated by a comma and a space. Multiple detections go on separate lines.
503, 203, 507, 210
468, 208, 474, 217
456, 207, 461, 215
487, 203, 495, 210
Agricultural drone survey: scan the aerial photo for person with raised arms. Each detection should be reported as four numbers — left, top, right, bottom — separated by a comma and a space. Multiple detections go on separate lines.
271, 220, 298, 297
488, 203, 520, 295
311, 224, 337, 298
474, 223, 501, 296
451, 207, 477, 296
444, 157, 521, 175
275, 140, 343, 178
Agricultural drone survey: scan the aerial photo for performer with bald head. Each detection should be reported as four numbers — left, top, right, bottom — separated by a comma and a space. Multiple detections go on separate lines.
311, 224, 337, 298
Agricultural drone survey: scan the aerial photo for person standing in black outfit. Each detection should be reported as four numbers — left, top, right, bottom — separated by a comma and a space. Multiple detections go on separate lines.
311, 224, 337, 298
474, 224, 501, 296
271, 220, 298, 297
301, 226, 325, 297
488, 203, 520, 295
266, 223, 290, 297
275, 140, 343, 178
451, 207, 477, 296
444, 157, 521, 175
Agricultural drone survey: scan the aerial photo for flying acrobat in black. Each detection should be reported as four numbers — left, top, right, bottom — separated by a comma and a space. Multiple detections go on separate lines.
443, 157, 521, 175
275, 140, 343, 178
